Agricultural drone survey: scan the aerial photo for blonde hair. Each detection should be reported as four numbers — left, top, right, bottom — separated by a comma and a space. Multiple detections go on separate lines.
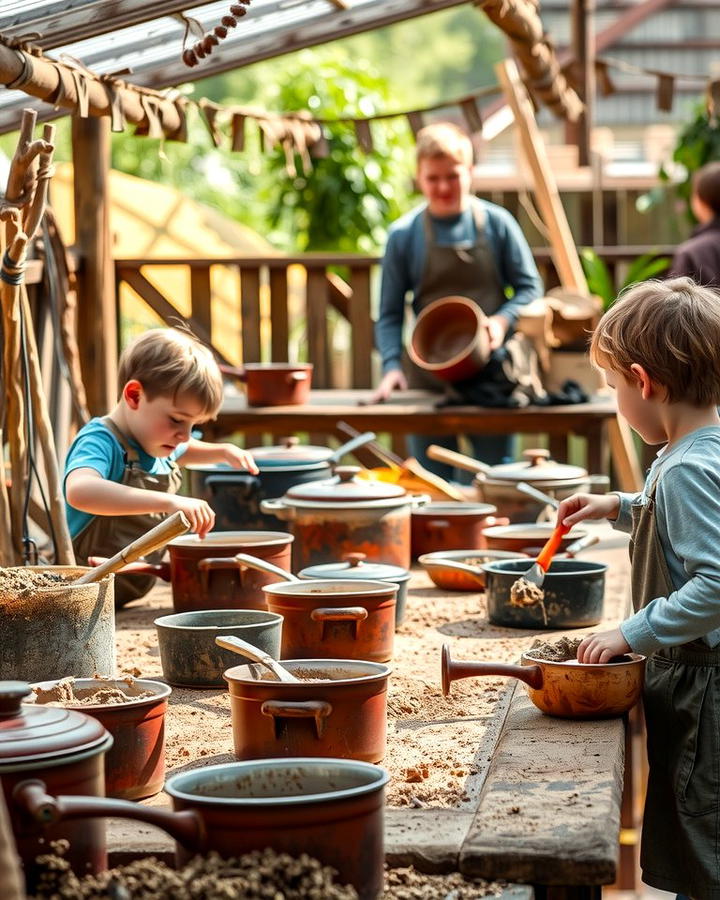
118, 328, 223, 418
590, 277, 720, 406
415, 122, 474, 167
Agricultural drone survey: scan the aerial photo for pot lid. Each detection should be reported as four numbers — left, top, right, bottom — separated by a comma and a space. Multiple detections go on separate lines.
485, 449, 587, 483
0, 681, 110, 768
413, 501, 497, 516
286, 466, 406, 502
248, 437, 333, 467
299, 552, 409, 582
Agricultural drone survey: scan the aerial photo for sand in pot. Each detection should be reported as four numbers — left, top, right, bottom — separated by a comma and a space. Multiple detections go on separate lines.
509, 576, 548, 625
31, 676, 153, 707
526, 636, 583, 662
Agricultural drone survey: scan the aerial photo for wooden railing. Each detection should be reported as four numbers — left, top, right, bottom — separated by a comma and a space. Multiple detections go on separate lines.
115, 245, 675, 389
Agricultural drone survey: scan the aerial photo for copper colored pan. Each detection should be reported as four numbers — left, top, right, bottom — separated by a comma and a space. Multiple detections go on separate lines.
441, 644, 645, 719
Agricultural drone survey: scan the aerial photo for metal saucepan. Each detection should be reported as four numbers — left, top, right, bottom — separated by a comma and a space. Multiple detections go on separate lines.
154, 609, 283, 687
221, 362, 313, 407
11, 758, 388, 900
418, 549, 527, 592
483, 558, 607, 629
410, 501, 509, 558
482, 522, 589, 554
186, 432, 376, 532
441, 644, 646, 719
234, 554, 397, 662
92, 531, 295, 613
224, 659, 391, 763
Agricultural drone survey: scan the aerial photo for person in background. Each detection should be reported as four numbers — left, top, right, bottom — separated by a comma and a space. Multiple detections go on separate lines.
556, 277, 720, 897
64, 327, 258, 606
669, 161, 720, 286
371, 121, 543, 482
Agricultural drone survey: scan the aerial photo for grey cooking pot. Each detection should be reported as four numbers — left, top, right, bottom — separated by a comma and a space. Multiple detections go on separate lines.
154, 610, 283, 687
298, 553, 410, 628
187, 432, 375, 531
483, 558, 607, 629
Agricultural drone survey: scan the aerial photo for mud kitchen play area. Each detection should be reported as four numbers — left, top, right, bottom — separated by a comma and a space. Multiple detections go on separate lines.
0, 0, 676, 896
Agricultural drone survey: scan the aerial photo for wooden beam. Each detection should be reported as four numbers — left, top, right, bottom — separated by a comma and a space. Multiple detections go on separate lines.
496, 59, 589, 295
72, 116, 117, 415
117, 267, 232, 366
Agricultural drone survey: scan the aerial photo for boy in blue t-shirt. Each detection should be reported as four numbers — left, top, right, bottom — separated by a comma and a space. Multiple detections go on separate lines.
64, 327, 257, 605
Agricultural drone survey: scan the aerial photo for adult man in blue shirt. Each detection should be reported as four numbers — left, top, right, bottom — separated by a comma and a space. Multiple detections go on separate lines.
372, 122, 543, 480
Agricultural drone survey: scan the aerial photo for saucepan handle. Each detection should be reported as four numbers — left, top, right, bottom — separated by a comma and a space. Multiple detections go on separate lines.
87, 557, 171, 581
197, 556, 245, 591
287, 371, 309, 383
261, 699, 333, 739
12, 780, 204, 850
441, 643, 543, 695
234, 553, 298, 582
260, 498, 295, 521
310, 606, 369, 622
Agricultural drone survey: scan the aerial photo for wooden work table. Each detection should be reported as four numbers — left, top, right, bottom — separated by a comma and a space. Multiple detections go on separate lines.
205, 389, 643, 492
107, 526, 635, 897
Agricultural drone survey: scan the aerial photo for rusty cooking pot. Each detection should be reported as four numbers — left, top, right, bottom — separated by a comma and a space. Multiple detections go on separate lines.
222, 362, 314, 407
441, 644, 646, 719
410, 501, 508, 558
261, 466, 428, 569
408, 296, 491, 382
93, 531, 294, 612
12, 757, 388, 900
224, 659, 390, 763
482, 522, 588, 554
0, 681, 114, 885
234, 554, 396, 662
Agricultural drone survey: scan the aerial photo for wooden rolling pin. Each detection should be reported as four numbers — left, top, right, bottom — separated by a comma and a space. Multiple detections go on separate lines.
426, 444, 492, 475
72, 511, 191, 585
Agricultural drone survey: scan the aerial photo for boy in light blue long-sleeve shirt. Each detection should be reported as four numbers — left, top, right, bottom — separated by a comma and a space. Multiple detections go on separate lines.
557, 277, 720, 897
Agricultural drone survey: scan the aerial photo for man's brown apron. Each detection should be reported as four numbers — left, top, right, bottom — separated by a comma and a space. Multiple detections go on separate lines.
72, 417, 182, 607
402, 199, 507, 390
630, 479, 720, 897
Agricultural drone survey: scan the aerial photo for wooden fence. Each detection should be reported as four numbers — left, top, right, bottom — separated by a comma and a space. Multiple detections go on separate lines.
115, 245, 675, 388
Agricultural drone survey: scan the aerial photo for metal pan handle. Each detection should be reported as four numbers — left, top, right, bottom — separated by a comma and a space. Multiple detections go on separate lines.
261, 699, 333, 739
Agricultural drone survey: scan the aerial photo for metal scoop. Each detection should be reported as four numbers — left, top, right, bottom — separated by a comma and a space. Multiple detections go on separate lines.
215, 634, 299, 683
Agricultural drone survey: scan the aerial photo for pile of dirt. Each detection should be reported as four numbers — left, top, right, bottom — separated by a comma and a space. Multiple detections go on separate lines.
31, 677, 153, 707
0, 567, 68, 602
384, 866, 506, 898
526, 635, 583, 662
30, 843, 358, 899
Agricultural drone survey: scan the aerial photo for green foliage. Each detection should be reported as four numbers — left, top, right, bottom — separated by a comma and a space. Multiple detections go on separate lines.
580, 248, 670, 310
660, 103, 720, 223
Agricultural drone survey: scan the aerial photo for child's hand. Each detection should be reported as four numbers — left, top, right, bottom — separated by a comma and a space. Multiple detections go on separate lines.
557, 492, 620, 529
222, 443, 259, 475
577, 628, 631, 664
167, 496, 215, 538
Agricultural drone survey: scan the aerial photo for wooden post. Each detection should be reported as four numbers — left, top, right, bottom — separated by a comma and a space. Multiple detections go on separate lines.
496, 59, 589, 295
72, 115, 117, 415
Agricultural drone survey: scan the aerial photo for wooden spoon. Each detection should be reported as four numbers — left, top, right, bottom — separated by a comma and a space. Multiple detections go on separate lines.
215, 635, 299, 683
72, 511, 190, 585
426, 444, 491, 475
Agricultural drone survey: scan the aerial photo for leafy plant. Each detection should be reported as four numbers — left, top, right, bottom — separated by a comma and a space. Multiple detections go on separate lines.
580, 248, 670, 310
659, 103, 720, 224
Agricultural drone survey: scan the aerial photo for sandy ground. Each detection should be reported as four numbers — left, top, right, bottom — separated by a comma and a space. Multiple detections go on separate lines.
114, 525, 630, 811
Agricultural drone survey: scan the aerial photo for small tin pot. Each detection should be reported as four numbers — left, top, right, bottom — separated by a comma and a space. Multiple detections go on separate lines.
154, 610, 283, 687
411, 502, 507, 557
418, 549, 527, 591
483, 558, 607, 629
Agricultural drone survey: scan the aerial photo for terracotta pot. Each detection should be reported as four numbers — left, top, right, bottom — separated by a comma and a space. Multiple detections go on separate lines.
410, 502, 508, 558
418, 549, 527, 592
483, 558, 607, 629
224, 362, 313, 406
0, 682, 113, 886
102, 531, 294, 612
482, 522, 588, 554
29, 679, 170, 801
408, 296, 490, 383
262, 466, 427, 569
224, 659, 390, 763
13, 758, 389, 900
442, 644, 646, 719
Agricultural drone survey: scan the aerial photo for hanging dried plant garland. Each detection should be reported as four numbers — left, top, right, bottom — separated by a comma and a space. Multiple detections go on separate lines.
182, 1, 252, 68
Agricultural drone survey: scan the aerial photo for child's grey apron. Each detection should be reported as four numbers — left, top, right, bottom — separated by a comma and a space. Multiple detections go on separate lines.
630, 478, 720, 897
402, 200, 507, 390
72, 417, 182, 608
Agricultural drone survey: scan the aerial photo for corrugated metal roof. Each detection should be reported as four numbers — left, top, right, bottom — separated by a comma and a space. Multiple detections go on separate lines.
0, 0, 468, 131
